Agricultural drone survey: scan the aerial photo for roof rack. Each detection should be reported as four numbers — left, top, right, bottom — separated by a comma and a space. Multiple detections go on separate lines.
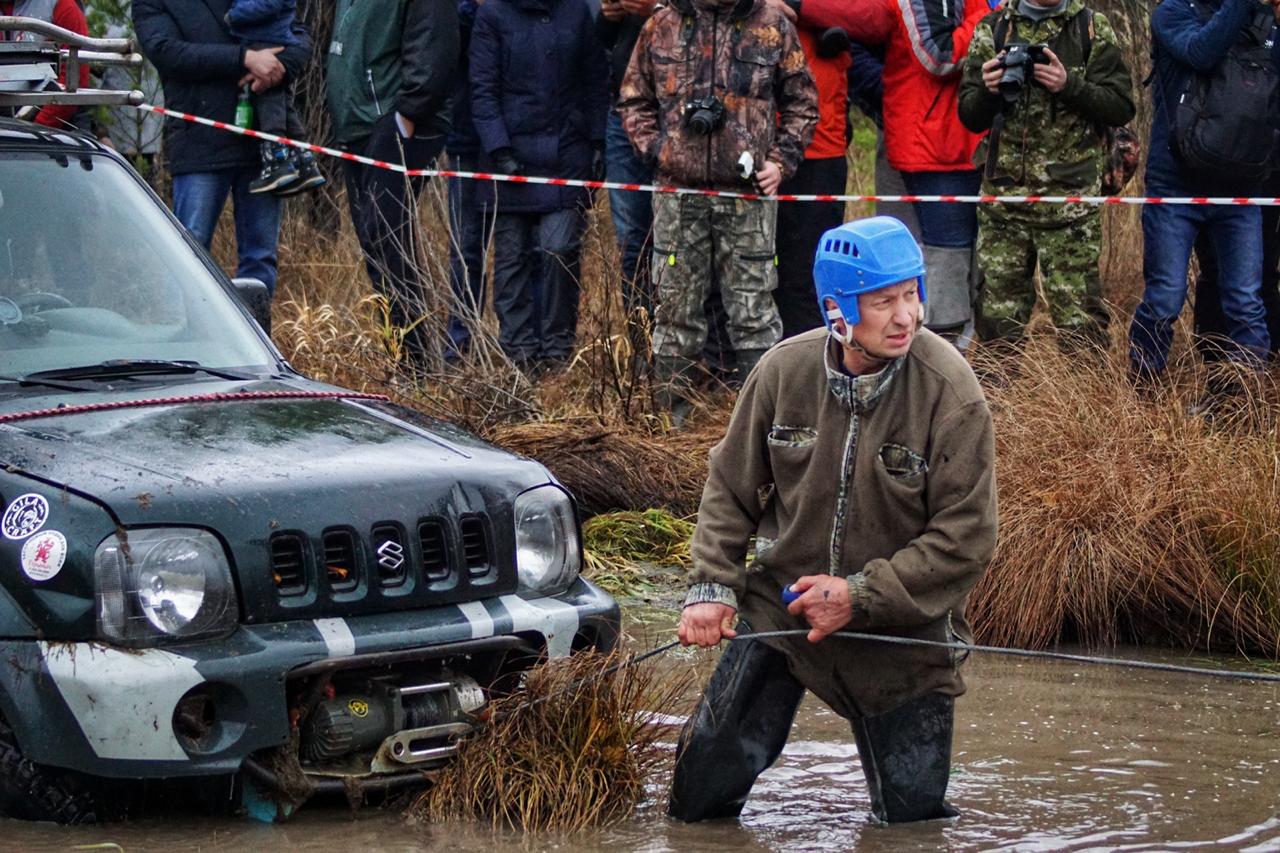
0, 16, 144, 110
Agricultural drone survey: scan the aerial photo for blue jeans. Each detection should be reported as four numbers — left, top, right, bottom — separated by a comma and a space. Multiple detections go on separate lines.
447, 153, 497, 355
1131, 197, 1271, 374
900, 169, 980, 249
172, 166, 283, 295
605, 109, 654, 315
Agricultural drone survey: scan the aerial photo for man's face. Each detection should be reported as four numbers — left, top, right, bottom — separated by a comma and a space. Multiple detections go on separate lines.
847, 279, 921, 358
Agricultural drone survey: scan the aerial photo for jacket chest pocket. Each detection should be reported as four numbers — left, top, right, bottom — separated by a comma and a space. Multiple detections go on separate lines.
767, 425, 818, 500
651, 43, 691, 100
877, 441, 928, 494
730, 42, 780, 100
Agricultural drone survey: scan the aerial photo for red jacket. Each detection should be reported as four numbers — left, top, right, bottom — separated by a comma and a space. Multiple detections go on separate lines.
801, 0, 987, 173
798, 28, 852, 160
0, 0, 91, 129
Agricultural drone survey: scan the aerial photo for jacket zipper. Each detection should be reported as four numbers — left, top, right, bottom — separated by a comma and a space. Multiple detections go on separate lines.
368, 69, 383, 117
827, 413, 859, 575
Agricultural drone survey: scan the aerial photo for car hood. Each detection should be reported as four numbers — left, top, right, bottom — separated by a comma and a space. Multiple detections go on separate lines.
0, 378, 549, 622
0, 379, 542, 523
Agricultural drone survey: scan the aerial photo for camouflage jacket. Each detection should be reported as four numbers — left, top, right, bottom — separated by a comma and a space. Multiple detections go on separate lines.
957, 0, 1135, 207
617, 0, 818, 190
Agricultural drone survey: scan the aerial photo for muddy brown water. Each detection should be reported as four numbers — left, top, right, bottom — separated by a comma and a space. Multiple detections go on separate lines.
7, 609, 1280, 852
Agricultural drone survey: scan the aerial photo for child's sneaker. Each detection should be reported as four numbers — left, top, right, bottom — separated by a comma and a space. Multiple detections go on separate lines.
249, 143, 299, 194
276, 150, 327, 196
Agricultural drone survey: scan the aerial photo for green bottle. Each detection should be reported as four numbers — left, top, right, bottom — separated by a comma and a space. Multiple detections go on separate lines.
235, 85, 254, 130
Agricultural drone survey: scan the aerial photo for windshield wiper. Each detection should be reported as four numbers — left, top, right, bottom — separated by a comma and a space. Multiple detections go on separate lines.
0, 374, 93, 393
26, 360, 259, 382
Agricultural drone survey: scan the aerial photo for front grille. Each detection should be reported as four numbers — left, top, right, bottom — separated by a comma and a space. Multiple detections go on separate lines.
459, 515, 491, 576
269, 533, 308, 596
418, 520, 449, 580
371, 524, 408, 587
322, 529, 359, 592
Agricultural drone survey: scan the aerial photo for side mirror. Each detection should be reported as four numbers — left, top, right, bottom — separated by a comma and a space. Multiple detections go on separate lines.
231, 277, 272, 335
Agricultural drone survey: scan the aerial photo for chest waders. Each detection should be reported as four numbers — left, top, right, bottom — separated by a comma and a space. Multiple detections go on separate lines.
667, 622, 959, 823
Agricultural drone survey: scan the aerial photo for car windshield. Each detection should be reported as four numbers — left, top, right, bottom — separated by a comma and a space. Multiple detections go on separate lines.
0, 151, 278, 378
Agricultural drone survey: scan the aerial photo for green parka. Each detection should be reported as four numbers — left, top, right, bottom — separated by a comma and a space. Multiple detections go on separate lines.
326, 0, 459, 146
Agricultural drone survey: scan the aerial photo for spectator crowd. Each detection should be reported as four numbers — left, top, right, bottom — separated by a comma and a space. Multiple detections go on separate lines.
27, 0, 1280, 415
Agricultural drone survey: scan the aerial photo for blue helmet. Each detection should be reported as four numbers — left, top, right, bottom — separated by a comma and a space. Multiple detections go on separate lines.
813, 217, 926, 339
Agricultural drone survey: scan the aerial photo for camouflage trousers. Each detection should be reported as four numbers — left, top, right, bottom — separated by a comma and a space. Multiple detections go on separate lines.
976, 205, 1109, 341
650, 193, 783, 359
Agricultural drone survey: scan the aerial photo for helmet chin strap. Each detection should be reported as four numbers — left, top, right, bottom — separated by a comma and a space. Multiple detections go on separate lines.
827, 308, 891, 365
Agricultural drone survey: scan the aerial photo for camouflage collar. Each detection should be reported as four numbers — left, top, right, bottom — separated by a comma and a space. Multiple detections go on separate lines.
669, 0, 757, 20
824, 342, 904, 414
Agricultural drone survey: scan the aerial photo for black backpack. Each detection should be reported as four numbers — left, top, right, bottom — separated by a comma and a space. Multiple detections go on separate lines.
1170, 4, 1280, 182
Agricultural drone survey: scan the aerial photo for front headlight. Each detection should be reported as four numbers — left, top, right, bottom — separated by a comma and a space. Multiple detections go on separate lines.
95, 528, 238, 645
513, 485, 581, 596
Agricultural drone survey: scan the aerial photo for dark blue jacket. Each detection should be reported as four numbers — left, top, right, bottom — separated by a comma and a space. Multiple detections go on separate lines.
447, 0, 481, 158
227, 0, 300, 46
134, 0, 310, 175
1148, 0, 1280, 193
470, 0, 608, 212
848, 41, 886, 126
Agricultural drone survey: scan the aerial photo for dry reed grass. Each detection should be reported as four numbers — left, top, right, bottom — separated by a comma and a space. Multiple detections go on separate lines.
970, 337, 1280, 657
489, 421, 714, 516
411, 650, 691, 831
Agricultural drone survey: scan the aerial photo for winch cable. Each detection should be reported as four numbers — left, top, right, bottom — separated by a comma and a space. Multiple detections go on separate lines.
507, 629, 1280, 717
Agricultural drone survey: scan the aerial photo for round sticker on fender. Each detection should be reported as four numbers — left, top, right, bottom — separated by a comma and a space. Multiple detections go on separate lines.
21, 530, 67, 582
3, 493, 49, 540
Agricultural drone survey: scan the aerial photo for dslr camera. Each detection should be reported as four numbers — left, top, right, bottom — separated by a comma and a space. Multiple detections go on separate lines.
998, 42, 1050, 101
683, 95, 727, 136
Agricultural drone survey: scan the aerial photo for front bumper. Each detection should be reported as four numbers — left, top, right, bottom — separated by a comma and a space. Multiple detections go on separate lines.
0, 578, 619, 779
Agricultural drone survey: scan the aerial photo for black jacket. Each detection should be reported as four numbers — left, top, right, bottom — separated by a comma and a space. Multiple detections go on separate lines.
596, 15, 645, 104
133, 0, 310, 175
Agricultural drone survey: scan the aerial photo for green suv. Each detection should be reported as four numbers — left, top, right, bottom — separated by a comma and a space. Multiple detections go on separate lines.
0, 18, 618, 824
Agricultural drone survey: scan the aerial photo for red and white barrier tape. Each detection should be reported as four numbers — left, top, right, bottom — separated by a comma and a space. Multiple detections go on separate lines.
136, 103, 1280, 207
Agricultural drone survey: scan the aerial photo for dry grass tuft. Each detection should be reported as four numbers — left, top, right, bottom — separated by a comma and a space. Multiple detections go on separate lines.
971, 336, 1280, 656
411, 650, 690, 832
489, 421, 713, 516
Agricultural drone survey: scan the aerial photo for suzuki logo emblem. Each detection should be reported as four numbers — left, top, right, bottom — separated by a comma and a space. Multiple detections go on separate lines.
377, 539, 405, 571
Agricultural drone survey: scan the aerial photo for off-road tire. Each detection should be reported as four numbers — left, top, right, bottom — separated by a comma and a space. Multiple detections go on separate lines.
0, 719, 106, 824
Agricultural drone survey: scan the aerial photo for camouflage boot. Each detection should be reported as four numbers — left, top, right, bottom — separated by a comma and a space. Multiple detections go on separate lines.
653, 354, 698, 429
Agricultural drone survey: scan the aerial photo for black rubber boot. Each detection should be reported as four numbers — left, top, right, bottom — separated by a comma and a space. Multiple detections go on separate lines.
851, 691, 959, 823
730, 347, 769, 389
653, 354, 698, 429
668, 628, 805, 822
